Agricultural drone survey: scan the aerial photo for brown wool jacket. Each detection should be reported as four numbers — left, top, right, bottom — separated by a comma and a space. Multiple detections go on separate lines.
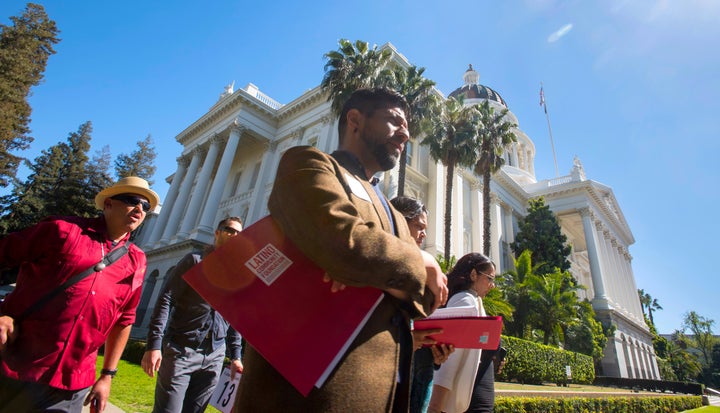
235, 146, 434, 412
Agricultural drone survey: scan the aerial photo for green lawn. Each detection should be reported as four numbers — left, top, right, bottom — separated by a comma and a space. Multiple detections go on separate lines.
682, 407, 720, 413
96, 356, 222, 413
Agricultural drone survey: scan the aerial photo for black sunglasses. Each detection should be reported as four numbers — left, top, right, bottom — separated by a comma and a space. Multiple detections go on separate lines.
111, 194, 151, 212
221, 225, 240, 236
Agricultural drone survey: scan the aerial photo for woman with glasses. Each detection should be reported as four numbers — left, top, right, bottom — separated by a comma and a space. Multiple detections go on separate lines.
426, 253, 496, 413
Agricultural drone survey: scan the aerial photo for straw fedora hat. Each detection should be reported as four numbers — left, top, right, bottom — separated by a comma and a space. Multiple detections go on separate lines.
95, 176, 160, 211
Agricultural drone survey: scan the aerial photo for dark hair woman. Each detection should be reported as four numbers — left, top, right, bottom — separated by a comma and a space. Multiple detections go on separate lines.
427, 253, 496, 413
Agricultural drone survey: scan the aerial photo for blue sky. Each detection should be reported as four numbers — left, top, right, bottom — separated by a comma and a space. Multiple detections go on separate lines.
2, 0, 718, 334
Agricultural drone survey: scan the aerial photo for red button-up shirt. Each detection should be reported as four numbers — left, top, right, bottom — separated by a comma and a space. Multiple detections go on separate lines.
0, 216, 146, 390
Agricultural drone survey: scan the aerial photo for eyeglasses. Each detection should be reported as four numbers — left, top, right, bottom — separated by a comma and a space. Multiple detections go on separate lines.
478, 271, 496, 284
110, 194, 151, 212
221, 226, 241, 236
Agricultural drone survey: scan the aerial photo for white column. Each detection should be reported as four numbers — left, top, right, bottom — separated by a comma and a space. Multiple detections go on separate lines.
247, 141, 278, 222
160, 148, 202, 244
511, 146, 519, 168
197, 124, 243, 233
178, 135, 223, 238
579, 208, 610, 309
147, 156, 188, 246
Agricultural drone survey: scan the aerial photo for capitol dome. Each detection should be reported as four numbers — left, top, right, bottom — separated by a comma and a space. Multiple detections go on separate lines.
448, 64, 507, 108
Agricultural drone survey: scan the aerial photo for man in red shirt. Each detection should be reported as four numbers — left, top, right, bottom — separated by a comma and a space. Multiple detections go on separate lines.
0, 176, 158, 413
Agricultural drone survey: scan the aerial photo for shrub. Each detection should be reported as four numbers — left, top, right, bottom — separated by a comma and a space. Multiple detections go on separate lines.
497, 335, 595, 385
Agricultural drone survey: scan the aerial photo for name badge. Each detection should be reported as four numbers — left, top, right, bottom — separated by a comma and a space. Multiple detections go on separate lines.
344, 173, 371, 202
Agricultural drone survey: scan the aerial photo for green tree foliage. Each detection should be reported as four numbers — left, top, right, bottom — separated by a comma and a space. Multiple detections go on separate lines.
682, 311, 716, 369
472, 100, 517, 256
422, 96, 480, 261
0, 3, 59, 187
501, 250, 539, 339
0, 122, 98, 234
114, 135, 157, 185
667, 331, 703, 381
87, 145, 114, 199
511, 197, 572, 275
638, 288, 664, 327
320, 39, 392, 117
526, 268, 582, 345
564, 300, 609, 364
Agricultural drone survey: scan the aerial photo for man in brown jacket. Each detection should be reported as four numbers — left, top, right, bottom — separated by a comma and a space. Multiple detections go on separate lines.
235, 88, 448, 412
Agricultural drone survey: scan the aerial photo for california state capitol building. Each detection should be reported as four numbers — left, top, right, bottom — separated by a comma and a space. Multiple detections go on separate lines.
128, 43, 659, 380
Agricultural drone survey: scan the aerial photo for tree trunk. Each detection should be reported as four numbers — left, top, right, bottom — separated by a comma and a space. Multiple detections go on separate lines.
482, 168, 492, 257
397, 145, 407, 197
444, 161, 455, 263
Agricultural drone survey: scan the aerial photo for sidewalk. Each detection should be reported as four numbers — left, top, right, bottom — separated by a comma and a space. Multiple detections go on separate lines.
81, 400, 125, 413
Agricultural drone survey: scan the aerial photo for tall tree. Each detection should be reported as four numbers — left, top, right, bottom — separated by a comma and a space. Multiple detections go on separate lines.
380, 65, 439, 196
511, 196, 572, 275
0, 122, 95, 233
526, 269, 582, 345
115, 134, 157, 185
682, 311, 716, 368
472, 100, 517, 257
647, 295, 663, 327
422, 96, 480, 261
564, 300, 609, 364
87, 145, 113, 199
321, 39, 392, 117
0, 3, 59, 187
501, 249, 539, 339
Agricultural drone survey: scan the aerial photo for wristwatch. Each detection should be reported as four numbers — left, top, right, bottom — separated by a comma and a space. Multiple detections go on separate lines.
100, 368, 118, 378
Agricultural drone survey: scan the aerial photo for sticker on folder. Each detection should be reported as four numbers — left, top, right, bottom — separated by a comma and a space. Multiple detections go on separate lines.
245, 243, 292, 286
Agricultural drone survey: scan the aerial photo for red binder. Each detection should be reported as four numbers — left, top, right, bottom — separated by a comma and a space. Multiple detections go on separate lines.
413, 309, 502, 349
182, 215, 384, 396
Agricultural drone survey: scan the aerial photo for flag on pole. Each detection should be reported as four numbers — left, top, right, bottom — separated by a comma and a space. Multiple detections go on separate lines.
539, 85, 547, 113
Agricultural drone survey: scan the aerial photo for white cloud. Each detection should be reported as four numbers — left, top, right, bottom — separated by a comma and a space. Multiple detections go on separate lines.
547, 23, 573, 43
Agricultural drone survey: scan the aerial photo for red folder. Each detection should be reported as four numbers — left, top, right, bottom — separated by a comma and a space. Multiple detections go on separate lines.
182, 215, 384, 396
414, 312, 502, 349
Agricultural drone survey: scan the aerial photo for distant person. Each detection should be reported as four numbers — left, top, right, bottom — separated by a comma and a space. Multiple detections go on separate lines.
427, 253, 496, 413
235, 88, 448, 412
142, 217, 244, 413
0, 176, 158, 413
390, 195, 453, 413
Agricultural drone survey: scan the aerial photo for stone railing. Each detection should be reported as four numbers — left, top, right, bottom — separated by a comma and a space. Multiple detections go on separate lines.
218, 190, 253, 209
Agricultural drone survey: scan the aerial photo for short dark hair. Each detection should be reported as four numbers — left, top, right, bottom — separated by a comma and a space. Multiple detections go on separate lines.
447, 252, 495, 299
216, 216, 243, 230
390, 196, 427, 221
337, 88, 410, 143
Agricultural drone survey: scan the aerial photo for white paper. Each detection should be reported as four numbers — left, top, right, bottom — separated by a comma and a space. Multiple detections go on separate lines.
209, 367, 241, 413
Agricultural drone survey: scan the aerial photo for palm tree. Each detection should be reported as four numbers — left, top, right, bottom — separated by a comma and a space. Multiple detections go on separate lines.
647, 296, 663, 326
501, 249, 541, 339
527, 269, 582, 345
321, 39, 393, 117
472, 100, 517, 257
422, 96, 480, 262
380, 65, 439, 196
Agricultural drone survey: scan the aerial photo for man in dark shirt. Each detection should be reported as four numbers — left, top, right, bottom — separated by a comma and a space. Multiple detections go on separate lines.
141, 217, 244, 413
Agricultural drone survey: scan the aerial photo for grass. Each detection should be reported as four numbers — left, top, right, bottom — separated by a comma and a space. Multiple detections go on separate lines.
96, 356, 222, 413
683, 408, 720, 413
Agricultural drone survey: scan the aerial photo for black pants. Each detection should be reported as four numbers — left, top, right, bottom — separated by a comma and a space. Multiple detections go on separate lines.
0, 373, 89, 413
465, 351, 495, 413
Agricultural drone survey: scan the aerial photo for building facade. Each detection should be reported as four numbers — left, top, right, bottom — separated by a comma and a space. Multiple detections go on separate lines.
130, 44, 658, 379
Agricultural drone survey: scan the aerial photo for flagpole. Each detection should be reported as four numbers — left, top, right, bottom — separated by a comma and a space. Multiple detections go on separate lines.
540, 82, 559, 177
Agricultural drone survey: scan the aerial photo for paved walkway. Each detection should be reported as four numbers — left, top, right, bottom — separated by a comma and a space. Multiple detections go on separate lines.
81, 401, 125, 413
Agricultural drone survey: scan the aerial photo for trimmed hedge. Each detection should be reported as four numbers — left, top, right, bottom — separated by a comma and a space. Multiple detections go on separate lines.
594, 376, 704, 395
495, 395, 702, 412
497, 336, 595, 385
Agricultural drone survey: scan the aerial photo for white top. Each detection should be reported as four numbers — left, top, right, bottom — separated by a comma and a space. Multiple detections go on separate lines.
432, 290, 484, 413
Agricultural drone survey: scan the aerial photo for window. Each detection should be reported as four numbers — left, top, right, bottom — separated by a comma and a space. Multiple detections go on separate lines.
248, 162, 261, 191
405, 140, 414, 167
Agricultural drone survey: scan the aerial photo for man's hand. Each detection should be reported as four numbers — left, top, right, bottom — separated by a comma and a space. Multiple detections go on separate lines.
411, 328, 441, 350
420, 250, 448, 312
430, 343, 454, 365
229, 359, 244, 380
322, 273, 346, 292
141, 350, 162, 378
84, 375, 112, 413
0, 315, 17, 353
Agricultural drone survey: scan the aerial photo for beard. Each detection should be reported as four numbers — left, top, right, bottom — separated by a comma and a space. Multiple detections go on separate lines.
361, 130, 400, 172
